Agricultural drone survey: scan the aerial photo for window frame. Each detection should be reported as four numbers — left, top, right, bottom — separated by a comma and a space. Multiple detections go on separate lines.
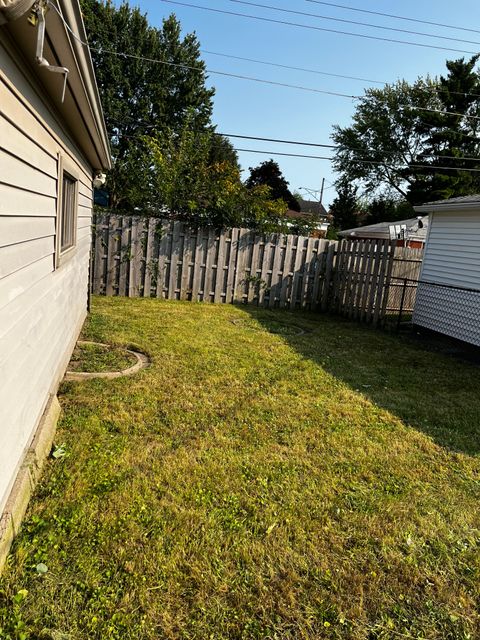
55, 155, 79, 268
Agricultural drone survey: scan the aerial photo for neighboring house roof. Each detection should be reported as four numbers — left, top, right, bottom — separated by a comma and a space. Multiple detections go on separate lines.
339, 217, 429, 242
3, 0, 111, 170
298, 198, 329, 218
415, 195, 480, 213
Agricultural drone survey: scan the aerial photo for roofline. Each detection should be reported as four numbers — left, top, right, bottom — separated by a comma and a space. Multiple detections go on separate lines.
58, 0, 111, 169
414, 201, 480, 213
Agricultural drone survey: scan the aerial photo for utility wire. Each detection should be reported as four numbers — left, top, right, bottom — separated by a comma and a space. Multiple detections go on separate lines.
201, 49, 385, 85
229, 0, 480, 46
200, 49, 480, 100
109, 129, 480, 170
48, 0, 480, 123
159, 0, 477, 55
305, 0, 480, 36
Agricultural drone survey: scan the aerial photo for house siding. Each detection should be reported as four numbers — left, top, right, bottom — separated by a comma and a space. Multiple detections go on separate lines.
0, 36, 94, 515
413, 210, 480, 346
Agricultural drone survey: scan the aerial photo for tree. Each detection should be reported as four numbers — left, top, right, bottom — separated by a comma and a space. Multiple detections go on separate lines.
332, 78, 440, 203
332, 57, 480, 205
246, 160, 300, 211
408, 55, 480, 203
80, 0, 215, 210
362, 196, 414, 226
329, 181, 360, 231
146, 124, 288, 230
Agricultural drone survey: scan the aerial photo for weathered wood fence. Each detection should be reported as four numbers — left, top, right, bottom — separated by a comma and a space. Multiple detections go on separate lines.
91, 214, 423, 325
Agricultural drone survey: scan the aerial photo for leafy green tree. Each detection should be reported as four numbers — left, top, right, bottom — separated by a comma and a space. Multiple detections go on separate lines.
362, 196, 414, 226
332, 78, 439, 203
329, 180, 360, 231
146, 126, 288, 230
333, 57, 480, 205
408, 55, 480, 203
81, 0, 215, 210
246, 160, 300, 211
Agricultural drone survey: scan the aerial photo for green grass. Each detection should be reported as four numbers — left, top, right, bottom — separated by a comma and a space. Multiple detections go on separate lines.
68, 343, 137, 373
1, 297, 479, 640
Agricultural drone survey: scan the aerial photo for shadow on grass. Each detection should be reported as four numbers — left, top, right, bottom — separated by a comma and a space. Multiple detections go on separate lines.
243, 305, 480, 457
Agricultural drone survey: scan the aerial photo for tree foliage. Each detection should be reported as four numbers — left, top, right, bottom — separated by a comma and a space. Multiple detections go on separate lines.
246, 160, 301, 211
81, 0, 216, 210
146, 125, 288, 231
332, 57, 480, 205
329, 180, 360, 231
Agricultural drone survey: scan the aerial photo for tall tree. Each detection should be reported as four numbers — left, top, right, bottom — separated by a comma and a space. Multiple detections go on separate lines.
332, 57, 480, 205
245, 160, 300, 211
81, 0, 215, 210
146, 124, 288, 230
329, 180, 360, 231
332, 78, 439, 203
408, 55, 480, 203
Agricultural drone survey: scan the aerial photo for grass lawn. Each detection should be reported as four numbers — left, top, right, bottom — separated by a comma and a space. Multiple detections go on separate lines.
1, 297, 479, 640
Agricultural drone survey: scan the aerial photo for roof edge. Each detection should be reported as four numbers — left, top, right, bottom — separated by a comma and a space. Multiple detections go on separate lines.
414, 201, 480, 213
59, 0, 111, 169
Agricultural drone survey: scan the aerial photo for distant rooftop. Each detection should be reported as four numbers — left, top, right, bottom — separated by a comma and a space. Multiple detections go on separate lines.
339, 216, 428, 241
421, 195, 480, 206
415, 195, 480, 213
297, 198, 328, 218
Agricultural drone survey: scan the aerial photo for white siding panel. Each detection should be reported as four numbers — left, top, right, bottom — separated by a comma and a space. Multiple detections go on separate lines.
0, 149, 57, 196
0, 235, 54, 279
0, 217, 55, 248
0, 114, 57, 177
0, 34, 97, 515
414, 210, 480, 346
0, 254, 53, 312
0, 184, 56, 217
421, 211, 480, 290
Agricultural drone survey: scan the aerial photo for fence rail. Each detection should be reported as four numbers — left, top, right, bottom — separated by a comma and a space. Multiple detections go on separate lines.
91, 214, 424, 326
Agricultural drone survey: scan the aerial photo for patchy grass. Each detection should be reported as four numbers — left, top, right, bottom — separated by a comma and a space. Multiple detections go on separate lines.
68, 342, 137, 373
1, 297, 479, 640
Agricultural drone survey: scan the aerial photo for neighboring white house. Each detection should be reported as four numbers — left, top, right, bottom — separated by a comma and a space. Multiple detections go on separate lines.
339, 216, 429, 249
0, 0, 110, 566
413, 196, 480, 347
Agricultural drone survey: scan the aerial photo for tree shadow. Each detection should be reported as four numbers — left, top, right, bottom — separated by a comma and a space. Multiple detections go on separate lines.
243, 305, 480, 456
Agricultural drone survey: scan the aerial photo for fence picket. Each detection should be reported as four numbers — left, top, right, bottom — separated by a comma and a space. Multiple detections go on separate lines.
143, 218, 155, 298
91, 215, 422, 323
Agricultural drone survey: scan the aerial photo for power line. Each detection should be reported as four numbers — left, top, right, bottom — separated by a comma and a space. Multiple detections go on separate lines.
305, 0, 480, 36
233, 149, 480, 173
201, 49, 385, 85
109, 129, 480, 172
159, 0, 477, 55
49, 0, 480, 99
200, 49, 480, 100
229, 0, 480, 46
49, 0, 480, 124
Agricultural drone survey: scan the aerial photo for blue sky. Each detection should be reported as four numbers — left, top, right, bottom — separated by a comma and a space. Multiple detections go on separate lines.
115, 0, 480, 206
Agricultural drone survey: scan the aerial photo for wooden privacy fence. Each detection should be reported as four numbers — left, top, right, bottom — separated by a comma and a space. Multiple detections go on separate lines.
91, 214, 423, 325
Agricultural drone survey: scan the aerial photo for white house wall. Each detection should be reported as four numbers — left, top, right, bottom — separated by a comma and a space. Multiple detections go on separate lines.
413, 210, 480, 346
0, 36, 93, 515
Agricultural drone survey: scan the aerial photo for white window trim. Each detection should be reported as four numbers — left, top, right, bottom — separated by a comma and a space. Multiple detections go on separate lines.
55, 154, 79, 268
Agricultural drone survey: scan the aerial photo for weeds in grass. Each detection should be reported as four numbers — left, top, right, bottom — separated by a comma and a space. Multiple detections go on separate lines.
0, 298, 479, 639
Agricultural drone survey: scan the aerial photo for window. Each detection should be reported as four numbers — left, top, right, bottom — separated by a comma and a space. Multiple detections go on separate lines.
60, 173, 76, 252
56, 156, 78, 266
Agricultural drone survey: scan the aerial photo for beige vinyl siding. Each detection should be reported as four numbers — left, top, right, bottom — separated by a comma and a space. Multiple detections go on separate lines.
0, 37, 94, 514
413, 210, 480, 346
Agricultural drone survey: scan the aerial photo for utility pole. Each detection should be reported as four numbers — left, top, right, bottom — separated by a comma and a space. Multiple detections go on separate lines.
320, 178, 325, 205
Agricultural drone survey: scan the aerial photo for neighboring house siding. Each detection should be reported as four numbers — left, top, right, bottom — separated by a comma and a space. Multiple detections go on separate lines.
0, 38, 93, 514
413, 210, 480, 346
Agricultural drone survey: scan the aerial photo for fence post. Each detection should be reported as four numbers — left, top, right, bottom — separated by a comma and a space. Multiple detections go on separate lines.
396, 278, 408, 331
